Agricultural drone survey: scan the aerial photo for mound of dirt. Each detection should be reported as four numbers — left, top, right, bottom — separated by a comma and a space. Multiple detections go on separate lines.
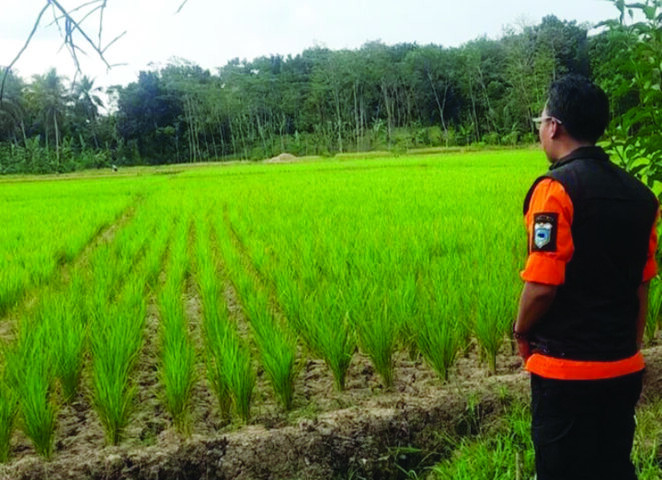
264, 153, 298, 164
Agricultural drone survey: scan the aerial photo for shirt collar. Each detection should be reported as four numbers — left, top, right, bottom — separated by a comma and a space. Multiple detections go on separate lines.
549, 146, 609, 170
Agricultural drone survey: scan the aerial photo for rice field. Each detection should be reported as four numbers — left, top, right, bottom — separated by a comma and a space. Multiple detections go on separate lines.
0, 149, 660, 464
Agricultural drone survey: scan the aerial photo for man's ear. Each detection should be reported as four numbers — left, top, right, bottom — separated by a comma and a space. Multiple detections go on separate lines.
549, 121, 562, 140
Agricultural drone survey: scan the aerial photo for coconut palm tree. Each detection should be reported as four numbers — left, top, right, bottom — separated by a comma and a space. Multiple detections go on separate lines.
26, 68, 68, 167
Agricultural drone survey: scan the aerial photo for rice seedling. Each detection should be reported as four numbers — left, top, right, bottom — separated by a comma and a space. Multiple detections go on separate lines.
37, 280, 87, 403
219, 332, 255, 422
245, 293, 298, 410
415, 285, 461, 382
158, 217, 197, 434
473, 261, 518, 374
204, 339, 233, 420
355, 287, 398, 389
160, 322, 196, 432
195, 215, 255, 421
0, 378, 18, 463
304, 287, 356, 391
213, 218, 298, 410
89, 279, 146, 445
645, 276, 662, 342
5, 317, 57, 459
18, 358, 57, 459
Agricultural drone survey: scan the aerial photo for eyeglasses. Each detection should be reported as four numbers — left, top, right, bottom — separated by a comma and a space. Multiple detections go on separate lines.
533, 116, 563, 127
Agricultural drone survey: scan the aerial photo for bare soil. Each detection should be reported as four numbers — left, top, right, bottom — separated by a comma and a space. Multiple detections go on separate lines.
2, 343, 661, 480
264, 153, 298, 164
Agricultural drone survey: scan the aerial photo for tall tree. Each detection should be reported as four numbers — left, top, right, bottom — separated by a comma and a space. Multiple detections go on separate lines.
26, 68, 68, 167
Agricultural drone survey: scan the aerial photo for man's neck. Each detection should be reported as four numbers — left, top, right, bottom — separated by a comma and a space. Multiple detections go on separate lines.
550, 139, 594, 163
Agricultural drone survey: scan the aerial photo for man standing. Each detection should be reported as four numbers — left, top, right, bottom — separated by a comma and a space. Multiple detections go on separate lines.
514, 74, 658, 480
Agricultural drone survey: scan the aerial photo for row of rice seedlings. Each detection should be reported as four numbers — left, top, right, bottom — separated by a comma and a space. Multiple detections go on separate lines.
89, 280, 146, 445
354, 247, 419, 388
233, 205, 357, 390
218, 164, 532, 385
87, 203, 159, 307
223, 202, 359, 391
4, 315, 57, 458
88, 202, 171, 444
282, 278, 356, 391
227, 193, 424, 389
0, 278, 88, 460
0, 209, 153, 459
158, 216, 197, 434
414, 272, 463, 381
0, 376, 18, 463
44, 278, 87, 403
0, 181, 135, 316
354, 282, 399, 389
0, 197, 161, 458
194, 214, 255, 422
214, 217, 298, 410
473, 262, 520, 374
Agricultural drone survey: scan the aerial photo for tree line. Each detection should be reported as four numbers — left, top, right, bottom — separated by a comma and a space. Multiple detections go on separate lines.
0, 5, 659, 174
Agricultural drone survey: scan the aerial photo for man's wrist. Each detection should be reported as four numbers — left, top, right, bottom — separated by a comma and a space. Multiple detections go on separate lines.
512, 323, 529, 340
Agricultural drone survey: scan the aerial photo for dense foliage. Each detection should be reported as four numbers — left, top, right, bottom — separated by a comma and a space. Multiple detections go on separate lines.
0, 2, 659, 175
0, 15, 595, 173
592, 1, 662, 185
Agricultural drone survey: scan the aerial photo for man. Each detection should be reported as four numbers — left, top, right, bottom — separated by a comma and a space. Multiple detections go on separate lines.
514, 74, 658, 480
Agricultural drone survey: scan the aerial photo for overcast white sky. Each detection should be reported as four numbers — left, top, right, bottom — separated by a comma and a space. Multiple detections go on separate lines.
1, 0, 619, 90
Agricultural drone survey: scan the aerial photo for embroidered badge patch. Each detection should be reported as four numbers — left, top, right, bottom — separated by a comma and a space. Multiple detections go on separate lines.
532, 212, 558, 252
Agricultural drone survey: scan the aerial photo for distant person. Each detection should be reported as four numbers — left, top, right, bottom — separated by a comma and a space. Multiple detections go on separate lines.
513, 74, 658, 480
111, 164, 118, 172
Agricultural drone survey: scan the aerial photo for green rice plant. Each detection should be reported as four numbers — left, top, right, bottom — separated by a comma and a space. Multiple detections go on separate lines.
204, 348, 232, 420
203, 312, 254, 421
144, 218, 173, 287
355, 287, 398, 389
416, 290, 460, 382
160, 325, 196, 433
19, 358, 57, 459
214, 220, 298, 410
0, 378, 18, 462
39, 281, 86, 403
158, 218, 197, 434
220, 333, 255, 422
392, 273, 419, 360
5, 319, 57, 459
645, 275, 662, 343
246, 294, 297, 410
473, 263, 517, 374
302, 287, 355, 391
196, 270, 232, 418
195, 215, 254, 421
89, 281, 146, 445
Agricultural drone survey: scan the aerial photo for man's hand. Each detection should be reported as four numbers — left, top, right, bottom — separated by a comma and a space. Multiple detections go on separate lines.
513, 281, 557, 364
516, 337, 531, 362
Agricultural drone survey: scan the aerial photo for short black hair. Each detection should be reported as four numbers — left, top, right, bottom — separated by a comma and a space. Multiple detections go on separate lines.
546, 74, 609, 144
